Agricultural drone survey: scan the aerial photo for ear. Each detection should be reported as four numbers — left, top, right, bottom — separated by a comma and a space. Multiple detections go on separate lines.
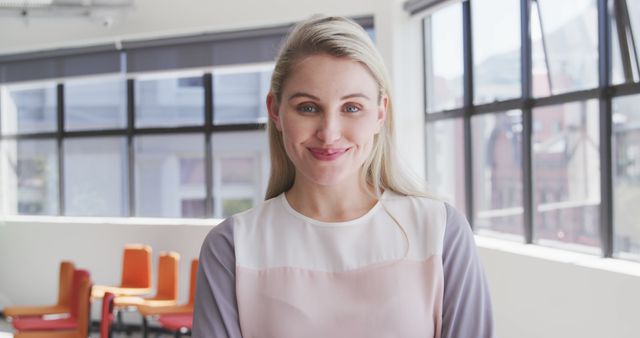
375, 95, 388, 134
267, 92, 283, 131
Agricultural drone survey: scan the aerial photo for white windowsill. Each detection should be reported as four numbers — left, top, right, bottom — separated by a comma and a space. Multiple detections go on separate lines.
0, 215, 223, 227
475, 235, 640, 278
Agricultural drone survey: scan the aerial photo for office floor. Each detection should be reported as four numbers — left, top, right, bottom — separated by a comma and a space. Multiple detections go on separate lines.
0, 316, 183, 338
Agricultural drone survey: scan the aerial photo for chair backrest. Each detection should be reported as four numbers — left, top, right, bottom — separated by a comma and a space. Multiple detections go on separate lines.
70, 269, 92, 338
100, 292, 115, 338
57, 261, 75, 308
187, 259, 199, 306
156, 252, 180, 300
121, 244, 152, 288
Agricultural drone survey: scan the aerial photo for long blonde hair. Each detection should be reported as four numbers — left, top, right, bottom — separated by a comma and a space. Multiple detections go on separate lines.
265, 15, 430, 200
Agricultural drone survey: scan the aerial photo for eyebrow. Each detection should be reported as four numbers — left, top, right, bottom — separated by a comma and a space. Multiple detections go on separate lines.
287, 92, 371, 101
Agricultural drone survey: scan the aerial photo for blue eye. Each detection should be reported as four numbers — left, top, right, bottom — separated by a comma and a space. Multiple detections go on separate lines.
345, 105, 360, 113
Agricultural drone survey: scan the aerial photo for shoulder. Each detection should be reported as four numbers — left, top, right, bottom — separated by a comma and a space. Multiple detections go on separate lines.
381, 191, 449, 257
441, 202, 474, 250
382, 190, 448, 230
223, 195, 283, 232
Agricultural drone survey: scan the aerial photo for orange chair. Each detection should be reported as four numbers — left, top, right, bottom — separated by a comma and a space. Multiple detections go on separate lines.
100, 292, 115, 338
114, 251, 180, 308
4, 261, 75, 318
13, 269, 92, 338
138, 259, 198, 316
92, 244, 152, 299
137, 259, 198, 338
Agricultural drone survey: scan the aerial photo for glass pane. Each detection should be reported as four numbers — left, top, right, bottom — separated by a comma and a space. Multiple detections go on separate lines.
212, 130, 269, 218
0, 84, 57, 135
471, 111, 524, 239
65, 77, 127, 131
611, 0, 640, 84
533, 0, 598, 96
135, 74, 204, 128
213, 67, 271, 124
425, 118, 466, 213
532, 100, 601, 253
64, 137, 128, 217
134, 134, 206, 218
424, 4, 464, 113
472, 0, 521, 104
0, 139, 58, 215
612, 94, 640, 260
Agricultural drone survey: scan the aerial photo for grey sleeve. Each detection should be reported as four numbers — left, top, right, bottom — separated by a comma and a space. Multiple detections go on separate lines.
441, 203, 495, 338
192, 218, 243, 338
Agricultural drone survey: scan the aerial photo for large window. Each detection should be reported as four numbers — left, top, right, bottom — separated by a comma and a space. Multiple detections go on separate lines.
422, 0, 640, 261
0, 69, 271, 218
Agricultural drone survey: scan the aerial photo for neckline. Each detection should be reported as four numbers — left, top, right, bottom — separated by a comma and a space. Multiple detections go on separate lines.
279, 190, 387, 227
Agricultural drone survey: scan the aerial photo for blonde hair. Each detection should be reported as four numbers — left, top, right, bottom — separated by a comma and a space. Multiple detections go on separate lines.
265, 15, 431, 200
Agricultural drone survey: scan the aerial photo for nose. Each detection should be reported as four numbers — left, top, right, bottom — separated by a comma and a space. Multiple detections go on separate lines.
316, 113, 342, 144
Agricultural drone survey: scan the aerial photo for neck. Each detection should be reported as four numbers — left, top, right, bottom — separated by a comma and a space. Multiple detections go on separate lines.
285, 176, 380, 222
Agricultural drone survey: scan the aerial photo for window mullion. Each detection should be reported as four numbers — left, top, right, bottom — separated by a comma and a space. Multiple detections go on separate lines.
462, 0, 474, 228
599, 0, 614, 257
521, 0, 534, 244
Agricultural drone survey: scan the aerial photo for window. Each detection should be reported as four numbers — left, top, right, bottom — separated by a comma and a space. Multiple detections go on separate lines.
63, 137, 128, 217
426, 119, 466, 212
212, 131, 268, 218
611, 0, 640, 84
472, 111, 524, 239
135, 73, 205, 128
213, 65, 272, 124
532, 0, 599, 96
134, 134, 206, 218
532, 100, 601, 253
424, 4, 464, 113
0, 83, 57, 135
612, 94, 640, 259
65, 76, 127, 131
472, 0, 521, 103
421, 1, 640, 260
0, 139, 58, 215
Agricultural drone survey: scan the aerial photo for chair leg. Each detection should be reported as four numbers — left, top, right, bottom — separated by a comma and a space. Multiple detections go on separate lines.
142, 315, 148, 338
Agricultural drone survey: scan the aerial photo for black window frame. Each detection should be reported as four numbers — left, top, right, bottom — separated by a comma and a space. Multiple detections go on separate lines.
419, 0, 640, 259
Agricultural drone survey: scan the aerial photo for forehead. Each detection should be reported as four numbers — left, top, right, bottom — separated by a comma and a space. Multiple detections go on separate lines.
283, 53, 379, 98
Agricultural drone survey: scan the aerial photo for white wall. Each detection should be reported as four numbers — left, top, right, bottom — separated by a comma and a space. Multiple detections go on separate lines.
0, 0, 374, 55
477, 237, 640, 338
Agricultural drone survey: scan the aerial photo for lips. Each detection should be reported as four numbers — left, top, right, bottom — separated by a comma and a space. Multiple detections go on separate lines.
308, 147, 349, 161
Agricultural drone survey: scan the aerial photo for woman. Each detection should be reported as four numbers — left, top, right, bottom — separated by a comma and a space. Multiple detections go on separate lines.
193, 15, 494, 338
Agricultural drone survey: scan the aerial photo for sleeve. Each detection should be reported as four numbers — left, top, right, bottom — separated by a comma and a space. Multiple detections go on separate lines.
441, 203, 495, 338
192, 217, 243, 338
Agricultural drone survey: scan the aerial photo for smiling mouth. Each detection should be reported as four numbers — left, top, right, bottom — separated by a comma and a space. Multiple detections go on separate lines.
308, 147, 349, 161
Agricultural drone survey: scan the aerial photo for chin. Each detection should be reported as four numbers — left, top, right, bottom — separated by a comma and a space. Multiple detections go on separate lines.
306, 170, 356, 188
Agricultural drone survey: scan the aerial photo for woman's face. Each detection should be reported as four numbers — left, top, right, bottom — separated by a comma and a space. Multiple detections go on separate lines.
268, 53, 387, 188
